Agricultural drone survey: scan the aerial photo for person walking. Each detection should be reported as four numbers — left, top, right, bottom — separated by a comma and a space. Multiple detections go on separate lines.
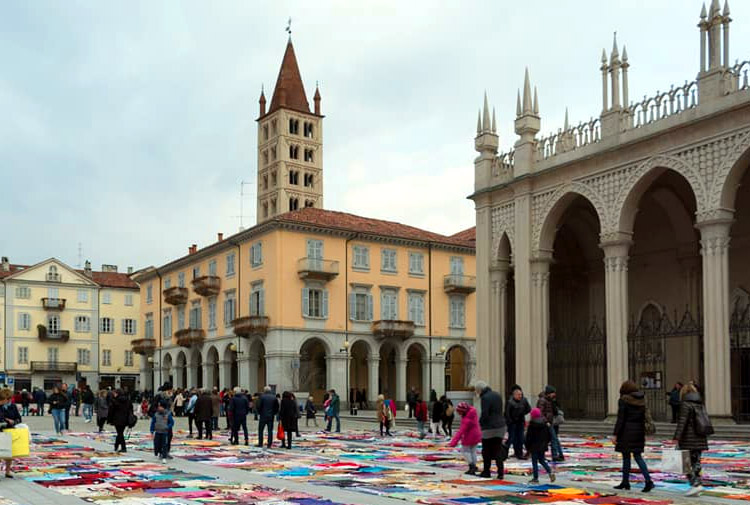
229, 387, 250, 445
150, 402, 174, 463
33, 387, 46, 416
325, 389, 341, 433
612, 381, 654, 492
505, 384, 531, 459
49, 385, 68, 435
537, 386, 564, 461
107, 389, 131, 453
95, 390, 109, 433
430, 393, 444, 438
279, 391, 298, 449
673, 382, 711, 497
195, 390, 213, 440
0, 388, 22, 478
415, 395, 428, 439
305, 396, 318, 427
81, 385, 95, 423
20, 389, 30, 417
441, 396, 455, 437
62, 383, 72, 431
185, 389, 198, 437
407, 388, 417, 419
174, 390, 185, 417
377, 394, 393, 436
210, 388, 221, 431
475, 380, 506, 479
448, 401, 482, 475
525, 408, 555, 484
256, 386, 279, 448
667, 382, 683, 424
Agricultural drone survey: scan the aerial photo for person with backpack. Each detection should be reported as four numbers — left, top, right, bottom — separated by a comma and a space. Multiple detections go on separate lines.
673, 382, 712, 497
441, 396, 455, 437
505, 385, 531, 459
430, 393, 445, 438
475, 380, 506, 479
415, 395, 428, 439
448, 402, 482, 475
185, 389, 198, 437
525, 408, 555, 484
667, 382, 683, 423
33, 387, 46, 416
537, 386, 564, 461
20, 389, 30, 417
612, 381, 654, 493
150, 402, 174, 463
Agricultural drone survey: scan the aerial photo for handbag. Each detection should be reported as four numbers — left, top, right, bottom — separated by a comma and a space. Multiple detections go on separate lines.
0, 432, 11, 459
498, 439, 510, 462
693, 405, 715, 436
127, 411, 138, 428
661, 448, 691, 473
553, 409, 565, 426
277, 423, 285, 441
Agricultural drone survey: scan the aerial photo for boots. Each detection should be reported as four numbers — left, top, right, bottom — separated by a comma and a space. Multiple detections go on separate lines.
464, 464, 477, 475
643, 480, 654, 493
614, 481, 630, 490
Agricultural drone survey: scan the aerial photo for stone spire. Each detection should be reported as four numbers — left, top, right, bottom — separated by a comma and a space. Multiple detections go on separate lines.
482, 91, 491, 132
516, 90, 522, 117
313, 83, 321, 115
522, 68, 533, 114
533, 86, 539, 115
477, 110, 482, 135
601, 48, 609, 111
492, 107, 497, 133
259, 86, 266, 116
513, 69, 540, 177
621, 45, 630, 107
267, 39, 311, 116
474, 93, 499, 187
564, 107, 569, 130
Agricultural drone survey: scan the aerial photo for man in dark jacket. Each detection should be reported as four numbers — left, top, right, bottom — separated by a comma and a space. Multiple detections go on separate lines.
667, 382, 683, 423
194, 390, 213, 440
537, 386, 564, 461
229, 387, 250, 445
33, 387, 46, 416
256, 386, 279, 448
107, 389, 131, 453
673, 383, 710, 496
475, 380, 506, 479
326, 389, 341, 433
505, 384, 531, 459
407, 388, 417, 418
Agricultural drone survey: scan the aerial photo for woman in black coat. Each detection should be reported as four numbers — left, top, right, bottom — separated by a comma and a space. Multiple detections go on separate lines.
279, 391, 298, 449
613, 381, 654, 492
673, 383, 710, 496
107, 389, 131, 453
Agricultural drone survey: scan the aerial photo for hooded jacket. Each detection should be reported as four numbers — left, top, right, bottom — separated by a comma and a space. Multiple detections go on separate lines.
505, 395, 531, 424
674, 391, 709, 451
613, 391, 647, 453
479, 387, 506, 439
449, 405, 482, 447
525, 417, 551, 454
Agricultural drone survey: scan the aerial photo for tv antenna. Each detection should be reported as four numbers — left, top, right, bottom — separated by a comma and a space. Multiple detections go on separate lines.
77, 242, 83, 268
234, 180, 254, 231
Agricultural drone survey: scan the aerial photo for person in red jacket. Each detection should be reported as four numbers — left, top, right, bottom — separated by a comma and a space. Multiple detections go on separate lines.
415, 396, 428, 439
449, 402, 482, 475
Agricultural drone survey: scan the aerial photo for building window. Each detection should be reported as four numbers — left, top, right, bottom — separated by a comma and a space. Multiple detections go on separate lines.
125, 294, 134, 306
102, 349, 111, 367
353, 246, 370, 270
271, 171, 277, 186
263, 151, 269, 167
145, 313, 154, 338
349, 292, 373, 321
75, 315, 90, 333
409, 252, 425, 275
449, 295, 466, 328
77, 289, 88, 303
289, 170, 299, 185
163, 310, 172, 338
304, 199, 314, 208
289, 197, 299, 210
77, 349, 91, 366
177, 306, 186, 330
48, 347, 59, 363
408, 292, 425, 326
208, 297, 217, 329
146, 284, 153, 304
289, 145, 299, 159
100, 317, 113, 333
48, 315, 60, 335
224, 294, 236, 326
271, 119, 277, 135
289, 118, 299, 134
250, 283, 265, 316
15, 286, 30, 299
381, 249, 397, 273
125, 350, 134, 367
380, 289, 398, 320
263, 124, 269, 141
178, 272, 185, 288
18, 347, 28, 365
270, 197, 277, 214
226, 253, 235, 276
18, 313, 31, 331
304, 149, 314, 162
307, 239, 323, 261
47, 265, 60, 282
122, 318, 137, 335
251, 242, 263, 267
271, 145, 277, 160
304, 173, 314, 187
304, 122, 313, 138
102, 292, 111, 304
208, 260, 217, 277
450, 256, 465, 275
302, 288, 328, 319
164, 278, 171, 290
189, 302, 202, 329
192, 266, 200, 280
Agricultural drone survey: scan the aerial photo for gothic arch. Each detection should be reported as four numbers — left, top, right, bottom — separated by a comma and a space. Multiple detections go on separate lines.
536, 184, 607, 253
717, 131, 750, 211
491, 202, 515, 260
298, 335, 332, 356
615, 155, 705, 235
494, 232, 512, 264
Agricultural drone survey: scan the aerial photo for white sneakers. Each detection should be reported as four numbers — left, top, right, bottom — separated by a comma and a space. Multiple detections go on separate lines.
685, 485, 704, 497
161, 458, 167, 464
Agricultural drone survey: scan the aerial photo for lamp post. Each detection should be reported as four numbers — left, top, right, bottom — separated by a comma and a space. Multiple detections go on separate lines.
339, 340, 351, 413
229, 341, 244, 389
147, 356, 156, 394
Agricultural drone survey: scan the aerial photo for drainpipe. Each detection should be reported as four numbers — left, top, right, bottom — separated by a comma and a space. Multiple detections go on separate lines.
344, 232, 358, 411
428, 242, 433, 395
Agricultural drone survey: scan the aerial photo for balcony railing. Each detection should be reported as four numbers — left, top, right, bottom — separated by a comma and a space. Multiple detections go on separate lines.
297, 257, 339, 282
175, 328, 206, 348
31, 361, 77, 373
163, 286, 189, 305
232, 316, 270, 338
131, 338, 157, 355
192, 276, 221, 297
41, 297, 66, 310
443, 274, 477, 294
372, 320, 416, 340
46, 273, 61, 282
37, 325, 70, 343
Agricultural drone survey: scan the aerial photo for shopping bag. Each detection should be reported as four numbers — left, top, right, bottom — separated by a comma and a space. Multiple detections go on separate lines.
661, 448, 690, 473
276, 423, 285, 441
0, 432, 11, 459
7, 425, 30, 457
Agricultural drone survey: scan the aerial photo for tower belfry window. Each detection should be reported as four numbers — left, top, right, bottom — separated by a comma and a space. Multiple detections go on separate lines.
304, 174, 314, 187
289, 198, 299, 211
289, 145, 299, 159
304, 122, 314, 138
289, 170, 299, 185
304, 149, 314, 162
289, 118, 300, 134
263, 124, 269, 140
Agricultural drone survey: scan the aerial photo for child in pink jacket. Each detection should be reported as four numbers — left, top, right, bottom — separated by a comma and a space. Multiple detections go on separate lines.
448, 402, 482, 475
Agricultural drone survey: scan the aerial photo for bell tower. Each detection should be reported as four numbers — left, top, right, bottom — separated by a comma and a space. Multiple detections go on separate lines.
256, 37, 324, 223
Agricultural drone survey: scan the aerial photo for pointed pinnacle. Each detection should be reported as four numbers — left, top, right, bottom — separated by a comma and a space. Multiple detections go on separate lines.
523, 68, 532, 114
477, 110, 482, 135
700, 2, 707, 18
482, 92, 491, 131
723, 0, 730, 16
601, 48, 608, 64
711, 0, 720, 17
533, 86, 539, 115
610, 32, 619, 62
564, 108, 569, 130
491, 107, 497, 133
622, 45, 628, 62
516, 90, 522, 117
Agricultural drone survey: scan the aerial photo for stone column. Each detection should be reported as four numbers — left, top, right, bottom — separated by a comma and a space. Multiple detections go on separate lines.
429, 356, 446, 397
188, 364, 199, 389
265, 351, 297, 393
202, 363, 212, 390
139, 355, 151, 392
529, 257, 551, 391
326, 354, 348, 409
368, 357, 380, 404
475, 205, 493, 383
170, 366, 180, 389
421, 357, 430, 399
396, 358, 407, 406
489, 261, 509, 391
514, 186, 534, 394
218, 360, 229, 390
244, 357, 258, 393
601, 240, 631, 417
698, 218, 733, 419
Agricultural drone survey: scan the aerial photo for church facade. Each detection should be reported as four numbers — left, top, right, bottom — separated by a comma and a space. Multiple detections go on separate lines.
472, 2, 750, 422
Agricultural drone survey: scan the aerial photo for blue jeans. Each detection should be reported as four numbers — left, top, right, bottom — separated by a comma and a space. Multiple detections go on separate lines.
83, 404, 93, 421
508, 422, 525, 457
416, 420, 426, 437
326, 413, 340, 432
51, 408, 65, 433
622, 451, 651, 483
548, 425, 563, 458
153, 432, 169, 458
531, 451, 552, 479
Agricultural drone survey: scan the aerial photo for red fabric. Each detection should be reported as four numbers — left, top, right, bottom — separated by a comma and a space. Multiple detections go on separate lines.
389, 400, 397, 419
415, 401, 428, 422
449, 405, 482, 447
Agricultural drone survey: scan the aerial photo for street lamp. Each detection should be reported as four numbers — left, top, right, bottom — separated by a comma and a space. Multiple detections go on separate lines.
340, 340, 353, 414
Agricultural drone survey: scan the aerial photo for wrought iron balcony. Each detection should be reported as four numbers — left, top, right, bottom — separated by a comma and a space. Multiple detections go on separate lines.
31, 361, 77, 373
297, 257, 339, 281
175, 328, 206, 348
163, 286, 189, 305
131, 338, 157, 355
37, 325, 70, 343
192, 276, 221, 296
46, 272, 61, 282
41, 297, 66, 310
443, 274, 477, 294
372, 320, 416, 340
232, 316, 269, 338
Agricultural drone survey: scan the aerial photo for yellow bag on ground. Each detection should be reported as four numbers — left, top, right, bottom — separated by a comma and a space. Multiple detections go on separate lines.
5, 426, 30, 457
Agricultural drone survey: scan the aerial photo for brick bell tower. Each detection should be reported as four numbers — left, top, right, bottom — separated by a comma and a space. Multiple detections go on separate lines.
256, 36, 324, 224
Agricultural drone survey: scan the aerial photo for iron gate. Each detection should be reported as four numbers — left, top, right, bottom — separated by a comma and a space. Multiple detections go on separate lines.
730, 302, 750, 423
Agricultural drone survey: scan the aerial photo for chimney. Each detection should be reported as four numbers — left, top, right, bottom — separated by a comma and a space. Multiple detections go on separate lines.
1, 256, 8, 272
101, 264, 118, 273
188, 244, 197, 255
127, 266, 133, 274
217, 232, 224, 242
84, 260, 92, 277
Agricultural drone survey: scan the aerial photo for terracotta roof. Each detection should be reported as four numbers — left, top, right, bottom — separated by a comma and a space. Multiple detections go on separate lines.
267, 39, 311, 116
0, 264, 28, 279
273, 208, 475, 249
450, 227, 476, 244
0, 263, 138, 289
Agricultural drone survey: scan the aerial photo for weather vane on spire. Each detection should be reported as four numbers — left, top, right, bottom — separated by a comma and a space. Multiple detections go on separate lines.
286, 17, 292, 36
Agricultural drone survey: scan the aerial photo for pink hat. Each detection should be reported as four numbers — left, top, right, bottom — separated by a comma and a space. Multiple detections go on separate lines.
456, 402, 471, 415
530, 407, 542, 419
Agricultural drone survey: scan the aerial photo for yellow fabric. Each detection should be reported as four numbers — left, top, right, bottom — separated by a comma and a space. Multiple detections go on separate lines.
6, 427, 29, 457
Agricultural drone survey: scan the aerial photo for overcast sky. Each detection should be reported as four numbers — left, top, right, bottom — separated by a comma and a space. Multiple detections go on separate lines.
2, 1, 748, 271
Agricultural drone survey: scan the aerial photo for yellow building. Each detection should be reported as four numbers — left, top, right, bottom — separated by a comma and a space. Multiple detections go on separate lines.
0, 256, 141, 392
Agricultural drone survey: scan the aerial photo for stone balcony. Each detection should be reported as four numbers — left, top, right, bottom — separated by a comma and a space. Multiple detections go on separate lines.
131, 338, 157, 355
192, 276, 221, 297
232, 316, 269, 338
372, 320, 416, 340
443, 274, 477, 294
297, 258, 339, 282
37, 324, 70, 343
41, 297, 66, 310
163, 286, 189, 305
175, 328, 206, 348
